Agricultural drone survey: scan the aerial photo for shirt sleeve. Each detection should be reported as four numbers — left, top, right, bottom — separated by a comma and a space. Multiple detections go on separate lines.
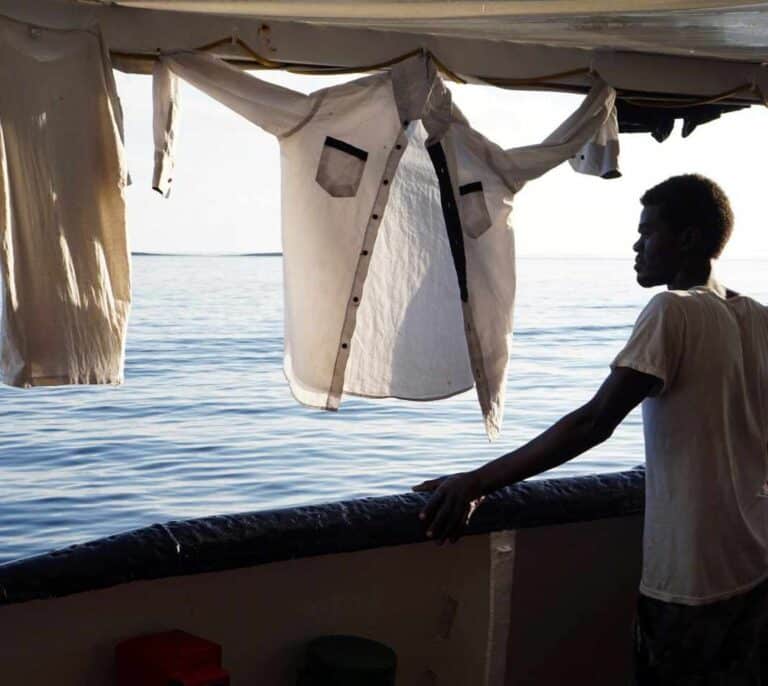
152, 52, 313, 196
152, 59, 179, 197
568, 103, 620, 179
501, 78, 620, 186
611, 292, 686, 396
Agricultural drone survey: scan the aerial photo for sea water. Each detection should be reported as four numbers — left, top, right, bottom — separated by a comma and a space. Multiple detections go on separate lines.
0, 256, 765, 563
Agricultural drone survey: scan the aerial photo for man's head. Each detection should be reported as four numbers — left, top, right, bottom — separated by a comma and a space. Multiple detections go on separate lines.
634, 174, 734, 288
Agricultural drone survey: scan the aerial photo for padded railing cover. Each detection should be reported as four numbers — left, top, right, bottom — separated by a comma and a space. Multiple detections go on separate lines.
0, 466, 644, 605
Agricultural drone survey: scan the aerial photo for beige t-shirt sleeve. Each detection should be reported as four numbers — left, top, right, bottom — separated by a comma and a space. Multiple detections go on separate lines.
611, 292, 686, 396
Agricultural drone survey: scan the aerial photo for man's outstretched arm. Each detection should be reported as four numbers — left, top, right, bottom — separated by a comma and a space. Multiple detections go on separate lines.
413, 366, 659, 544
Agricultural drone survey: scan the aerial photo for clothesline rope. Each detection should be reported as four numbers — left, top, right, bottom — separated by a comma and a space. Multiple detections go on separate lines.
189, 35, 768, 104
195, 38, 470, 83
479, 66, 592, 87
115, 36, 766, 107
622, 82, 757, 109
196, 35, 283, 68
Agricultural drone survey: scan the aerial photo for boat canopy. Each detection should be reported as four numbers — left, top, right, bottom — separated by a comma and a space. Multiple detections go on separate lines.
2, 0, 768, 104
98, 0, 768, 63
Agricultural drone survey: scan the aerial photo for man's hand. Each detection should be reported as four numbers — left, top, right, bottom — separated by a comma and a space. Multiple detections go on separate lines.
413, 472, 486, 544
412, 368, 658, 547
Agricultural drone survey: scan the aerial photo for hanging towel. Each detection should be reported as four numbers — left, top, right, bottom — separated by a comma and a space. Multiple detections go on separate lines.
0, 16, 131, 387
153, 52, 619, 438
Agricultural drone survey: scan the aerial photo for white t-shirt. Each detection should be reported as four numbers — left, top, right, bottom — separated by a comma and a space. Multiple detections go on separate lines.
612, 286, 768, 605
0, 16, 130, 388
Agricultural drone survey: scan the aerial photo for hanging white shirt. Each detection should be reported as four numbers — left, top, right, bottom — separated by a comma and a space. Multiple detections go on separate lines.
0, 15, 131, 387
612, 287, 768, 604
153, 52, 619, 437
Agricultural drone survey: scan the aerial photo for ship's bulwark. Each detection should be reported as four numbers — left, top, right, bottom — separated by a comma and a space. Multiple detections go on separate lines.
0, 468, 644, 685
0, 466, 644, 605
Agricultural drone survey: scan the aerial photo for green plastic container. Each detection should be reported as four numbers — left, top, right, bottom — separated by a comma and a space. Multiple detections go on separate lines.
298, 635, 397, 685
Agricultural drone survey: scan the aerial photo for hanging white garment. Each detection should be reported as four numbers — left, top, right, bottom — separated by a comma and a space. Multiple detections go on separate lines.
153, 52, 619, 437
0, 16, 131, 387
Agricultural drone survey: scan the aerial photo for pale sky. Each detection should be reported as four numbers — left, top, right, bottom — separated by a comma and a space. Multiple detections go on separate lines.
115, 69, 768, 259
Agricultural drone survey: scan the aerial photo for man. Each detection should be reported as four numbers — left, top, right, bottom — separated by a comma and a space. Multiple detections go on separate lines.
414, 174, 768, 684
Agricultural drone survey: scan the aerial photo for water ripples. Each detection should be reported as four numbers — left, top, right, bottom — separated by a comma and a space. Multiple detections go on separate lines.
0, 256, 765, 563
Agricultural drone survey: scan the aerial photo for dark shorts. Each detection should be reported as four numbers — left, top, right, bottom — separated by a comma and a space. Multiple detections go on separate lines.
633, 576, 768, 685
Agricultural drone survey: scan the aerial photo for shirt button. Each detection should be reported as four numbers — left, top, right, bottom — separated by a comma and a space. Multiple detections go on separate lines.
353, 296, 360, 303
372, 214, 379, 220
361, 250, 369, 256
395, 144, 402, 150
383, 179, 389, 185
403, 120, 409, 127
341, 343, 349, 349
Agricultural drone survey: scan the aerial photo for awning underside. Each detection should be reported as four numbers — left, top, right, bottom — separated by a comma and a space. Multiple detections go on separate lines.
1, 1, 767, 102
89, 0, 768, 62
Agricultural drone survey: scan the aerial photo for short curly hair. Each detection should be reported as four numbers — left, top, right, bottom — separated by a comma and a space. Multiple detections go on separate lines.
640, 174, 734, 259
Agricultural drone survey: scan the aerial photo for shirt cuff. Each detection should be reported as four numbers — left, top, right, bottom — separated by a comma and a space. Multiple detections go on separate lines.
570, 139, 621, 179
153, 150, 174, 198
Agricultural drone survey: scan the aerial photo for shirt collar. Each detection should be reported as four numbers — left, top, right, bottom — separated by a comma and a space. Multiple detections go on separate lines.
687, 277, 728, 299
390, 52, 455, 143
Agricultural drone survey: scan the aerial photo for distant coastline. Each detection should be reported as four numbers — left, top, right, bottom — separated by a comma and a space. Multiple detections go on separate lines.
132, 252, 283, 257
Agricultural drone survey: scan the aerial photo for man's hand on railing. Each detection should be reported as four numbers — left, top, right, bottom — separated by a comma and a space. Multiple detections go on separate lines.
413, 472, 486, 545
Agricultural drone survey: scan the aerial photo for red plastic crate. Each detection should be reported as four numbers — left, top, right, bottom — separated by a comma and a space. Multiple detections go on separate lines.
116, 629, 227, 686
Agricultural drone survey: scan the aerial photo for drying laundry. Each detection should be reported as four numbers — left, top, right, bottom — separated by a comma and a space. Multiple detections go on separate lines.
0, 15, 131, 387
153, 52, 619, 437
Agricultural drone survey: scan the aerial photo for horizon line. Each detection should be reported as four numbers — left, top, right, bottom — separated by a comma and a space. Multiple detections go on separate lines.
131, 252, 768, 261
132, 251, 283, 257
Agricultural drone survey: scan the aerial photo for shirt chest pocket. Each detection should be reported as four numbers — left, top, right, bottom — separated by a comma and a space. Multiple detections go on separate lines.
459, 182, 492, 239
315, 136, 369, 198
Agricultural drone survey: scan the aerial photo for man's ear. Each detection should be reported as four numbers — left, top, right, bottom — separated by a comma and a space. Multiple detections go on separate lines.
679, 226, 701, 255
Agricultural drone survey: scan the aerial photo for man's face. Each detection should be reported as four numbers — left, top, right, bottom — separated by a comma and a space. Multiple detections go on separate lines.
633, 205, 685, 288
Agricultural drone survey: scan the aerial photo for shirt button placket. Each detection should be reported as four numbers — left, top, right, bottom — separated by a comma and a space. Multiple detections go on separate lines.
329, 133, 409, 409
